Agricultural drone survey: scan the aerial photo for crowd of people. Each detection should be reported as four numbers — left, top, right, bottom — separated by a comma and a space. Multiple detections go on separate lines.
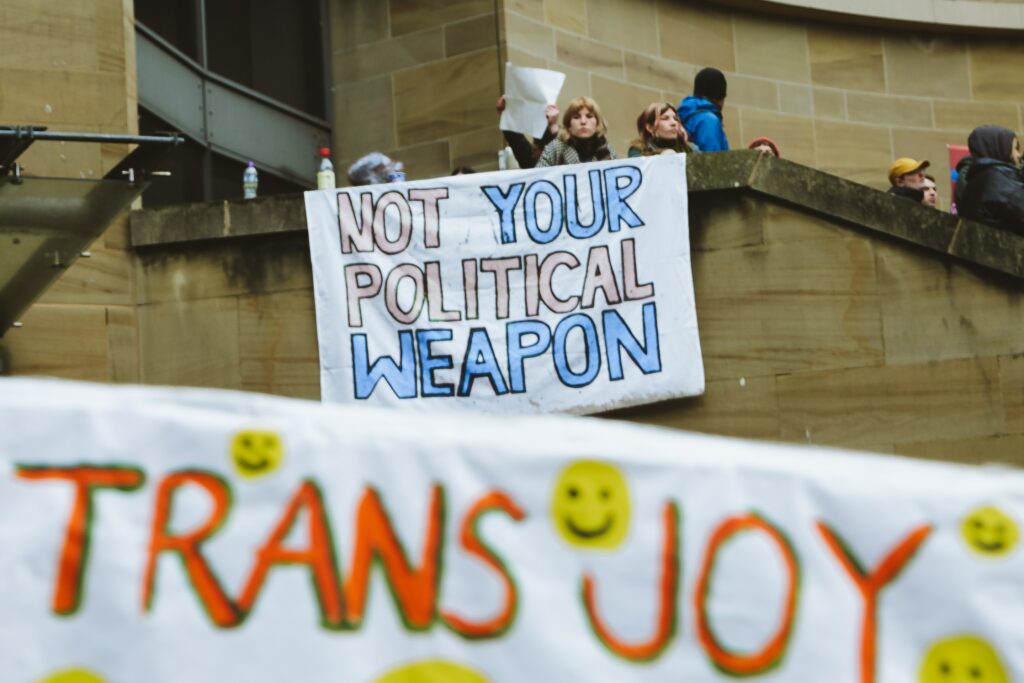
346, 66, 1024, 237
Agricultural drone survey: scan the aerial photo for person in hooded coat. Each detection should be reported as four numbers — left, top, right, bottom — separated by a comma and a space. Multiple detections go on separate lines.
955, 125, 1024, 235
677, 67, 729, 152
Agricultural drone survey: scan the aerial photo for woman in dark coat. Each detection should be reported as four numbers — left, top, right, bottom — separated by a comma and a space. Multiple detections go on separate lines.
955, 125, 1024, 235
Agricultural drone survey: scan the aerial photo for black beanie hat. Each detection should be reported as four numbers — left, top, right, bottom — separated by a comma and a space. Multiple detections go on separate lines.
694, 67, 727, 100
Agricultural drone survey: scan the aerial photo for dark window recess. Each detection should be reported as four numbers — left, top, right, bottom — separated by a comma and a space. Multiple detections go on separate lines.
134, 0, 199, 60
206, 0, 325, 118
138, 110, 206, 207
139, 109, 302, 208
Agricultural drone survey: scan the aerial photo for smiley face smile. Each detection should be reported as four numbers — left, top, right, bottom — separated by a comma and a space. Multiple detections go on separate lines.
565, 514, 615, 539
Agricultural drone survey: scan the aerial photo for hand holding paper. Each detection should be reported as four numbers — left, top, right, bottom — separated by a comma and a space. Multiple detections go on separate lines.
499, 63, 566, 139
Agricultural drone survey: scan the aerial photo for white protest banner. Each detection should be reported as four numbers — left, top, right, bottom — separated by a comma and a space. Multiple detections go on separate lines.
2, 378, 1023, 683
304, 154, 704, 413
498, 63, 566, 138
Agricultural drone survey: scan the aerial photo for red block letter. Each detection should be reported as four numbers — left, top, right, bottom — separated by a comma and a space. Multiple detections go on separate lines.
142, 471, 239, 627
694, 513, 800, 676
344, 485, 446, 630
816, 522, 932, 683
16, 465, 145, 615
441, 491, 526, 639
582, 501, 680, 661
238, 480, 344, 627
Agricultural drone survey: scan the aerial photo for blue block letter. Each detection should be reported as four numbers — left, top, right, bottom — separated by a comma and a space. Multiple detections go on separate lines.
458, 327, 509, 396
524, 180, 564, 244
506, 320, 553, 393
352, 331, 417, 399
482, 183, 525, 244
552, 313, 601, 388
603, 166, 645, 232
603, 302, 662, 381
417, 329, 454, 397
565, 170, 606, 239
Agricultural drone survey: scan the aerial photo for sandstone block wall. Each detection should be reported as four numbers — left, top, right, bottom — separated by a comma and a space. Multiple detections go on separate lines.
330, 0, 505, 180
0, 0, 140, 382
500, 0, 1024, 208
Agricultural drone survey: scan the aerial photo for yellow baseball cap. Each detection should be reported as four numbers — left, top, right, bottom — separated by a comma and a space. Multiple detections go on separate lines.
888, 157, 930, 184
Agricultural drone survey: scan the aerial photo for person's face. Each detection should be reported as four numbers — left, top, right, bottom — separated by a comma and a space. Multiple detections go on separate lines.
754, 143, 775, 156
897, 170, 926, 189
1012, 137, 1022, 167
569, 107, 598, 138
922, 179, 938, 207
646, 108, 681, 141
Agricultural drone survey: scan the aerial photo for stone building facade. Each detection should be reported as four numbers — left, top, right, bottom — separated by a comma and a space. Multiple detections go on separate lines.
332, 0, 1024, 208
3, 0, 1024, 466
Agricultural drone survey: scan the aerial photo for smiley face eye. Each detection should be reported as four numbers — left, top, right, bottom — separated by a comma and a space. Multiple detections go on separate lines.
242, 437, 253, 448
567, 486, 579, 499
600, 487, 611, 500
264, 437, 276, 448
970, 666, 982, 679
939, 661, 951, 675
973, 518, 984, 529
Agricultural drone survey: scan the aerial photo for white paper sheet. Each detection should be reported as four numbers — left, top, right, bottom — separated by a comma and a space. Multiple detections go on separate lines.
499, 63, 566, 139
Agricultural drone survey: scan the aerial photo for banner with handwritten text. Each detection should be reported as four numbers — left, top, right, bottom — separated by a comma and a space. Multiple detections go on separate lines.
304, 154, 704, 412
2, 378, 1022, 682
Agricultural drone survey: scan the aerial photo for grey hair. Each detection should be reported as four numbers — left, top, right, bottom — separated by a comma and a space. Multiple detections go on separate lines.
347, 152, 404, 186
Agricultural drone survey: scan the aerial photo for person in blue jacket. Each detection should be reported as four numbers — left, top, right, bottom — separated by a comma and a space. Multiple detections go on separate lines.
678, 67, 729, 152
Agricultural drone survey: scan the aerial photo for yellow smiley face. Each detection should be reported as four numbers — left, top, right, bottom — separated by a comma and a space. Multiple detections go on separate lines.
961, 505, 1019, 557
919, 636, 1009, 683
37, 669, 106, 683
229, 429, 284, 479
372, 660, 490, 683
551, 460, 631, 550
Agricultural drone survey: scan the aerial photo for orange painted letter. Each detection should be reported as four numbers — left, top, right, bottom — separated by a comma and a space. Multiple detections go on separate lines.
694, 513, 800, 676
441, 491, 526, 638
16, 465, 145, 615
142, 471, 239, 627
238, 480, 344, 627
582, 501, 680, 661
344, 485, 445, 630
816, 522, 932, 683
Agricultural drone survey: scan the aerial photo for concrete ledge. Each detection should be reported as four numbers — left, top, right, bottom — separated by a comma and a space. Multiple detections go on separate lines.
130, 151, 1024, 281
130, 193, 308, 248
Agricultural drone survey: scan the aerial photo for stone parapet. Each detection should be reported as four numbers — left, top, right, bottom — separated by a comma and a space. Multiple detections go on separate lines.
129, 151, 1024, 281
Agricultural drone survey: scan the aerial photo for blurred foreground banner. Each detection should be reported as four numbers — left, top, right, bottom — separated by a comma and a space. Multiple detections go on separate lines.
304, 154, 704, 413
2, 379, 1023, 682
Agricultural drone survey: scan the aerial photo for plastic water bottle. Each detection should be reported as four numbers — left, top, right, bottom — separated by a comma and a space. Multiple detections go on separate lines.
243, 161, 258, 199
317, 148, 336, 190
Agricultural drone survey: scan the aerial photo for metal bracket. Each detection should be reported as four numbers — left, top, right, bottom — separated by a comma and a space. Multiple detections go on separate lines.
104, 133, 184, 185
0, 126, 46, 176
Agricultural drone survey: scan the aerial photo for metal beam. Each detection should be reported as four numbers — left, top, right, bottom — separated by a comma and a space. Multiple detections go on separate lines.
135, 23, 331, 188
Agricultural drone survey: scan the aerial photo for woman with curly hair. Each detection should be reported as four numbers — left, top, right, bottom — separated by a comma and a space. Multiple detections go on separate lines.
536, 96, 615, 167
628, 101, 696, 157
